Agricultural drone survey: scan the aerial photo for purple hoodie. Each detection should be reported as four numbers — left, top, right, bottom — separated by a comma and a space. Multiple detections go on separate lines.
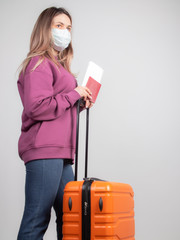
17, 56, 81, 164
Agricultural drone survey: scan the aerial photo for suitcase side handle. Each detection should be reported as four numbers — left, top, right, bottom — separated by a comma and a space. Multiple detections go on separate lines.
75, 99, 89, 181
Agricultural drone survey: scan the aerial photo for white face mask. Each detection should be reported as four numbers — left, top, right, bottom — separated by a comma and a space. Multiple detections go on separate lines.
51, 28, 71, 51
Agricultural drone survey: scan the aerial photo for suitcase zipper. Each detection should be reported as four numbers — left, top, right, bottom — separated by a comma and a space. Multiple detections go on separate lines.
82, 179, 93, 240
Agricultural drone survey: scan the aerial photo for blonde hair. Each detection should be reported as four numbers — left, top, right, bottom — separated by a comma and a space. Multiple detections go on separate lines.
17, 7, 74, 77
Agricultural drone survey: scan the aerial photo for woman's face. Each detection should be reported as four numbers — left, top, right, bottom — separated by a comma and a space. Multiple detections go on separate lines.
51, 13, 72, 32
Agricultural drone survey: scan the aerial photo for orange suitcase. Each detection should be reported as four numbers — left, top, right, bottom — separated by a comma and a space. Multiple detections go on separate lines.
62, 103, 135, 240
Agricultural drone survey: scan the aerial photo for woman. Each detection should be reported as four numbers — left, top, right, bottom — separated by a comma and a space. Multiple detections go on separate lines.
17, 6, 92, 240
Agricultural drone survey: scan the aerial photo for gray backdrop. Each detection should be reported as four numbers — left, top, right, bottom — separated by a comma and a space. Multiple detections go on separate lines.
0, 0, 180, 239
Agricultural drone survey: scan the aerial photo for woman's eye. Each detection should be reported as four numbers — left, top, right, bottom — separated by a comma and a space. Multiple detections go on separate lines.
57, 25, 61, 28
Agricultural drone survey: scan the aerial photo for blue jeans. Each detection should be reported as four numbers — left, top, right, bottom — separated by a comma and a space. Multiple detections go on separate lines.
17, 158, 74, 240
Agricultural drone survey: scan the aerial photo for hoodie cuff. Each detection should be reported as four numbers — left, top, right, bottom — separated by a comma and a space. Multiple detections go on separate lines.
65, 89, 81, 107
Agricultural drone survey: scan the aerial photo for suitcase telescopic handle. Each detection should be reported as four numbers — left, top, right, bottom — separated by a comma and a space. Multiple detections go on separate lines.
74, 100, 106, 182
74, 99, 80, 181
75, 99, 89, 181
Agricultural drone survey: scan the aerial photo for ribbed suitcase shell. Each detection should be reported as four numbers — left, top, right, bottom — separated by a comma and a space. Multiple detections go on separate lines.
63, 180, 135, 240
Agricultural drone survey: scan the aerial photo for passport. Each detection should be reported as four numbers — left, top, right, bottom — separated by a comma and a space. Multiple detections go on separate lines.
82, 61, 104, 103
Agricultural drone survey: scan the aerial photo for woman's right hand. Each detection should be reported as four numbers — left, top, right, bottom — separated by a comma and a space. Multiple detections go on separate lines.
75, 86, 92, 101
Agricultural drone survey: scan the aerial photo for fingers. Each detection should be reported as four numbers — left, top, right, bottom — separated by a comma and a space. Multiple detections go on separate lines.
84, 87, 92, 101
74, 86, 92, 100
85, 87, 92, 95
84, 99, 94, 108
85, 99, 90, 108
89, 102, 94, 108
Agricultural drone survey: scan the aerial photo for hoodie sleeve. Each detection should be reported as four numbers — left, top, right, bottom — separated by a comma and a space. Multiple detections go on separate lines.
23, 70, 81, 121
